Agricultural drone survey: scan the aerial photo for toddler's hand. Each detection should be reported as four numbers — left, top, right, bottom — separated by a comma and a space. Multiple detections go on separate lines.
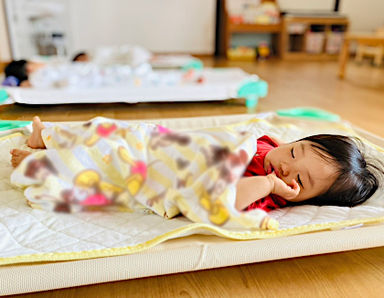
267, 172, 300, 200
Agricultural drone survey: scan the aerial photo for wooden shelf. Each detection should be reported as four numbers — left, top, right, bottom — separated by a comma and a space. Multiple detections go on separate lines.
284, 16, 350, 26
215, 1, 349, 60
281, 16, 349, 60
215, 0, 282, 58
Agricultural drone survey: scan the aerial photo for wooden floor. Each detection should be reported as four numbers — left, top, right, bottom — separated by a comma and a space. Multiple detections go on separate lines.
4, 58, 384, 297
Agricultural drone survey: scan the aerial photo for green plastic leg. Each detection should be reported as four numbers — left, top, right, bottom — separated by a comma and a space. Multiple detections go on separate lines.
245, 95, 259, 108
237, 80, 268, 107
0, 89, 9, 103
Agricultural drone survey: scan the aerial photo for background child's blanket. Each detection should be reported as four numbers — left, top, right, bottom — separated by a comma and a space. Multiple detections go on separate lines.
11, 117, 277, 230
1, 68, 262, 105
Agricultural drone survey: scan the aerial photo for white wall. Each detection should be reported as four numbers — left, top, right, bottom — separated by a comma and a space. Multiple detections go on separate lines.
67, 0, 383, 56
67, 0, 216, 55
340, 0, 384, 32
0, 0, 11, 61
279, 0, 384, 32
278, 0, 334, 11
3, 0, 384, 59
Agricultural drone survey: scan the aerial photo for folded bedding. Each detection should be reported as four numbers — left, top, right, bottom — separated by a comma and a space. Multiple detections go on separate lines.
1, 112, 383, 266
1, 68, 266, 105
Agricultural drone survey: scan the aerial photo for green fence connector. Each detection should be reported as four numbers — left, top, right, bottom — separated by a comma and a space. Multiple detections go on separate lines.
0, 89, 9, 103
181, 59, 204, 71
238, 80, 268, 98
237, 79, 268, 108
0, 120, 32, 131
276, 107, 340, 122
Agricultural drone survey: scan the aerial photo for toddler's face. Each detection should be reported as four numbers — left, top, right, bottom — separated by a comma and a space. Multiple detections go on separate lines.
26, 61, 45, 74
264, 140, 338, 202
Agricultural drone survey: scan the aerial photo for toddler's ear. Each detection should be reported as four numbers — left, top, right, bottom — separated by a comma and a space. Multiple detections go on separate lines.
269, 136, 283, 145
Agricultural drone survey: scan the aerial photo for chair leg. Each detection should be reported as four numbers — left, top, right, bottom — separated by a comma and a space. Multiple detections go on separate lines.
373, 47, 383, 66
355, 45, 364, 63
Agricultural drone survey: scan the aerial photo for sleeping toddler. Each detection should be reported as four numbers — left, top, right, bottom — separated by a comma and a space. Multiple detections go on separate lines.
11, 116, 383, 216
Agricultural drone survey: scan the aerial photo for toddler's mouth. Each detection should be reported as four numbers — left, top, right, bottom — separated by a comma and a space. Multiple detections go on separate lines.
266, 163, 275, 175
269, 163, 280, 178
265, 163, 272, 174
275, 169, 280, 178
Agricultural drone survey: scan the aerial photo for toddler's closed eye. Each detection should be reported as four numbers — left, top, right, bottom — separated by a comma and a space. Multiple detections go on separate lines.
291, 147, 295, 158
297, 174, 304, 188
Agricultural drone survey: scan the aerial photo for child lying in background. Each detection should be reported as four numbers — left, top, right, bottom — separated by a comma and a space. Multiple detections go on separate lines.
2, 46, 156, 89
2, 59, 45, 87
2, 52, 89, 87
11, 117, 382, 218
1, 57, 180, 90
1, 53, 151, 89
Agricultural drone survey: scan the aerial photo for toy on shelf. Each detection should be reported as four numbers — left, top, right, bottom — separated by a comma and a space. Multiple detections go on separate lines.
257, 42, 270, 59
254, 1, 280, 25
227, 46, 256, 61
227, 0, 280, 25
229, 15, 244, 25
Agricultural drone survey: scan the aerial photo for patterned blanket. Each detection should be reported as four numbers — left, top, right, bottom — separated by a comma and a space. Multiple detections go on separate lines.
11, 117, 278, 230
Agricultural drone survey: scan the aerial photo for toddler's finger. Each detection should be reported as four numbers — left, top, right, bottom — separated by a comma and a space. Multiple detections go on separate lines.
285, 180, 300, 198
291, 179, 300, 190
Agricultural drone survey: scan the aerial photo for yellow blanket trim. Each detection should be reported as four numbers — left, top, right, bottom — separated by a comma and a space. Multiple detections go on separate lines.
1, 215, 383, 266
0, 132, 24, 141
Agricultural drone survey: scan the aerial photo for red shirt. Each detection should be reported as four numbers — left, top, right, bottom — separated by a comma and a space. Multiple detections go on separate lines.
243, 135, 287, 212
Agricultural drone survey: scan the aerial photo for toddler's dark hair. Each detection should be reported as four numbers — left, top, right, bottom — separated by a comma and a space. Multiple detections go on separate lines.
296, 134, 383, 207
4, 60, 28, 85
72, 52, 89, 62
